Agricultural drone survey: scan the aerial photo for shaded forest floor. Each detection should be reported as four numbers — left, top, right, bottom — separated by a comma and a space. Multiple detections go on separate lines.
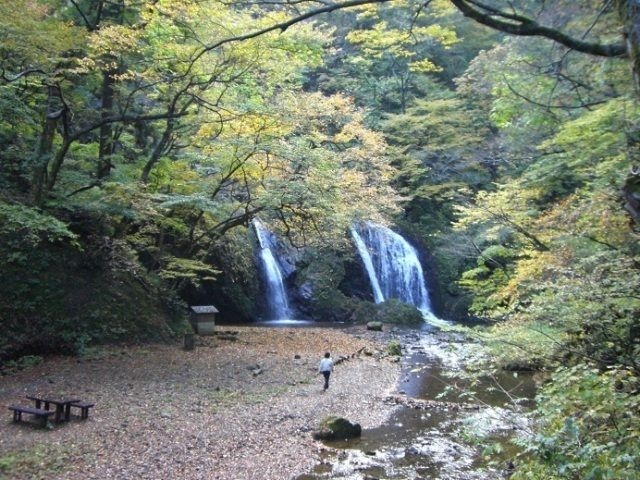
0, 325, 402, 480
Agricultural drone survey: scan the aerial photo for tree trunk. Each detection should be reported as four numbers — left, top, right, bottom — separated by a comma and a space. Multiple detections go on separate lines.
616, 1, 640, 94
616, 1, 640, 228
97, 69, 115, 179
140, 115, 174, 184
31, 85, 63, 206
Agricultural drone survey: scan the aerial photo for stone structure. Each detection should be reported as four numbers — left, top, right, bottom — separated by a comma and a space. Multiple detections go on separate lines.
189, 305, 218, 335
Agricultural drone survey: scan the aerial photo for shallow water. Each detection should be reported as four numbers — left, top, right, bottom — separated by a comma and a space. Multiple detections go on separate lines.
298, 327, 537, 480
400, 334, 537, 407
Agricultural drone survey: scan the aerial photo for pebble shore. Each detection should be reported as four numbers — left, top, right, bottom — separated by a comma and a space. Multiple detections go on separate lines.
0, 325, 402, 480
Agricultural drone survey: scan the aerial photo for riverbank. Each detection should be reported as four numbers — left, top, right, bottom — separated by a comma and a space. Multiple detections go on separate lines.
0, 325, 402, 480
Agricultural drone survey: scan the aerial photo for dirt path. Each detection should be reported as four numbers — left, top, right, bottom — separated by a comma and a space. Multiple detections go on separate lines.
0, 326, 402, 480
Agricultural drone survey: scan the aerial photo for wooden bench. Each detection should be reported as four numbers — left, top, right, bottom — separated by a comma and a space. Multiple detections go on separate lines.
70, 401, 94, 419
8, 405, 54, 427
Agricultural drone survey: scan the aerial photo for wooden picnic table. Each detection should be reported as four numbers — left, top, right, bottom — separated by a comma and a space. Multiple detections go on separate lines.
25, 395, 80, 423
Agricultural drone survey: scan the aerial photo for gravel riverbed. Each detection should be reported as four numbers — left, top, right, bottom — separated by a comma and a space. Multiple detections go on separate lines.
0, 325, 403, 480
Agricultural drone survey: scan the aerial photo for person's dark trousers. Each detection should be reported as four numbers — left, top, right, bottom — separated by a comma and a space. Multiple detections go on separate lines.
322, 371, 330, 390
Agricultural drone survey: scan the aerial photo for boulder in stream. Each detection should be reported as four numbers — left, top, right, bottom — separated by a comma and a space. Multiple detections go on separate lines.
366, 321, 383, 331
312, 416, 362, 440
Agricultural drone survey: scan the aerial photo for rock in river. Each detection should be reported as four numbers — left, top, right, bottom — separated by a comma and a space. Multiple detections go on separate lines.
312, 416, 362, 440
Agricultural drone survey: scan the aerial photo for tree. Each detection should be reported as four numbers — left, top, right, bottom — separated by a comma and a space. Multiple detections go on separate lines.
0, 0, 407, 351
216, 0, 640, 225
219, 1, 631, 86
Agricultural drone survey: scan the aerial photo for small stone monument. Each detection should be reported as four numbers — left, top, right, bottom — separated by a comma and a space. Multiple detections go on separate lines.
189, 305, 218, 335
183, 332, 195, 350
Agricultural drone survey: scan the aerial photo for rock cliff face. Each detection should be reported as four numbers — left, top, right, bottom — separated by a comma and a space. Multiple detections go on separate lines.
192, 223, 443, 324
288, 249, 374, 321
255, 223, 441, 322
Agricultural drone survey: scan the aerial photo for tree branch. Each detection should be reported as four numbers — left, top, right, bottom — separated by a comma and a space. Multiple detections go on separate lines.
501, 73, 609, 111
449, 0, 627, 57
189, 0, 393, 68
1, 68, 47, 82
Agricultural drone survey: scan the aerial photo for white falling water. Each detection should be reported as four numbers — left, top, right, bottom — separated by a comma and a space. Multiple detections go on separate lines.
350, 226, 385, 304
253, 219, 290, 320
352, 222, 436, 319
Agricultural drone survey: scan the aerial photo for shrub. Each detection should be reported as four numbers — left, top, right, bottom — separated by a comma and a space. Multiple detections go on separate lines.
387, 340, 402, 356
513, 364, 639, 480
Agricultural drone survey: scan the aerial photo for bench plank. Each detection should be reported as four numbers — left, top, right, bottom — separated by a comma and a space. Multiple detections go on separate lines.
8, 405, 54, 427
70, 401, 95, 419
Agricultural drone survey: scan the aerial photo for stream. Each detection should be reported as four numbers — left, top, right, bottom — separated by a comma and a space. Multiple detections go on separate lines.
297, 325, 537, 480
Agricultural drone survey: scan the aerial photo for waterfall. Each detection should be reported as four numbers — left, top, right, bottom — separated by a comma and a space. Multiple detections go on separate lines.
252, 219, 291, 320
352, 222, 437, 319
350, 227, 385, 304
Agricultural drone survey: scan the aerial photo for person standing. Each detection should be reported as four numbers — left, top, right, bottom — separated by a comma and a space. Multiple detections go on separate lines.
318, 352, 334, 391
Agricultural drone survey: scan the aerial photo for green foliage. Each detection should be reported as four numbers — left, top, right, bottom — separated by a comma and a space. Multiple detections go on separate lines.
421, 5, 640, 477
386, 339, 402, 356
477, 245, 518, 269
521, 250, 640, 371
0, 453, 17, 472
0, 444, 73, 478
459, 321, 562, 373
383, 97, 489, 155
0, 0, 410, 346
0, 355, 44, 375
0, 5, 637, 478
0, 202, 78, 248
514, 365, 640, 480
378, 299, 425, 325
0, 230, 184, 361
350, 299, 425, 325
346, 21, 457, 68
0, 1, 82, 71
451, 95, 640, 323
157, 257, 221, 285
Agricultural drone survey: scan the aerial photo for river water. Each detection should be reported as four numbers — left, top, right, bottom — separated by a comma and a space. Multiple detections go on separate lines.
296, 325, 537, 480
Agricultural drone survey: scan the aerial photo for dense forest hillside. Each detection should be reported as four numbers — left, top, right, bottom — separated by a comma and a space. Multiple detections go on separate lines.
1, 1, 638, 478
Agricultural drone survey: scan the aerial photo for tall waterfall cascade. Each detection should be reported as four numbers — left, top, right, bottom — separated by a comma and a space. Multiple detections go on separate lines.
252, 219, 291, 320
352, 222, 443, 323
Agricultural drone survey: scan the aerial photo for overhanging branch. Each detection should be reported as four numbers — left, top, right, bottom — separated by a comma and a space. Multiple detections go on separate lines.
450, 0, 627, 57
190, 0, 393, 67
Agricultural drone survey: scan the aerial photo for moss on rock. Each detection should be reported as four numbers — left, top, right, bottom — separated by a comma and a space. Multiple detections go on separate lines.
313, 415, 362, 440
